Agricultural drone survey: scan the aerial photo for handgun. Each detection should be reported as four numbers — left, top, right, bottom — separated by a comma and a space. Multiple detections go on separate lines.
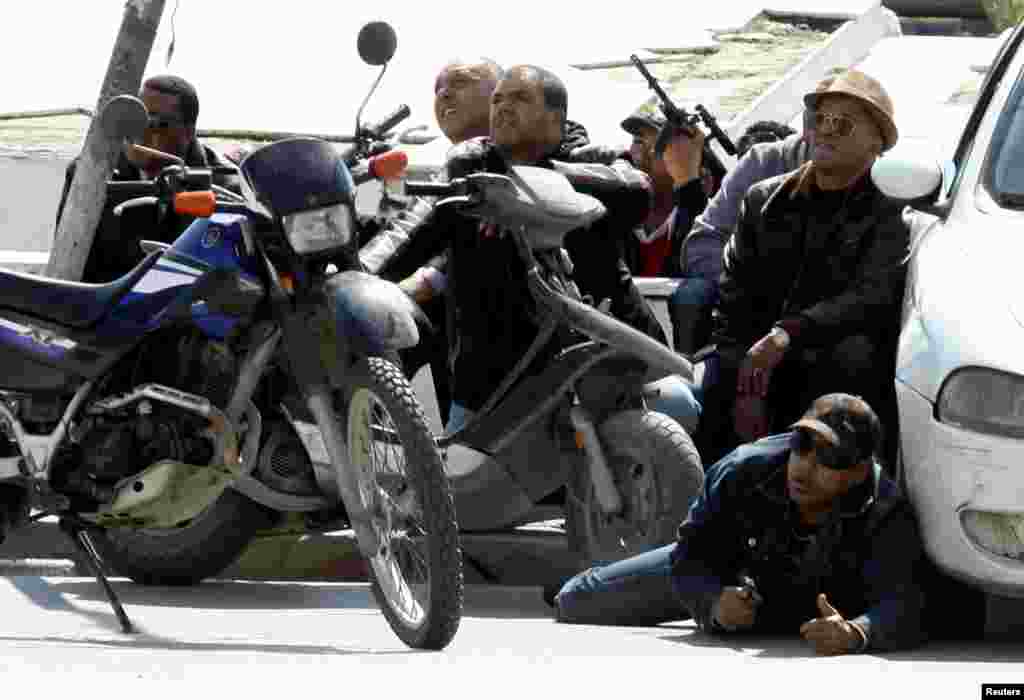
738, 573, 764, 606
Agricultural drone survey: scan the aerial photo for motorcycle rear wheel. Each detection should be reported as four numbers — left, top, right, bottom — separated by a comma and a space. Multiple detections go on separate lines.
344, 356, 463, 650
92, 489, 277, 586
568, 409, 703, 566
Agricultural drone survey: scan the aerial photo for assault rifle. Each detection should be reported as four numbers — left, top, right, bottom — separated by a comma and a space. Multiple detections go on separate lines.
629, 54, 737, 181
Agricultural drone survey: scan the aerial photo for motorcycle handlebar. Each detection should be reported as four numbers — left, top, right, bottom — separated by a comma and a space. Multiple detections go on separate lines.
403, 180, 459, 198
367, 104, 410, 139
106, 180, 159, 197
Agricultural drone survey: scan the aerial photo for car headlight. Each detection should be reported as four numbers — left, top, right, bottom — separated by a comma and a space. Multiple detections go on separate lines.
937, 367, 1024, 438
282, 203, 354, 255
962, 509, 1024, 561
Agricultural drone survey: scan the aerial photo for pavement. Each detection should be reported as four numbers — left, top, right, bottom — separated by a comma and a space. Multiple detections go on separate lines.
0, 575, 1018, 697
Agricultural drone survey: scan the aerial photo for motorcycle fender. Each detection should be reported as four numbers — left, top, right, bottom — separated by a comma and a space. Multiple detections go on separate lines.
324, 271, 425, 355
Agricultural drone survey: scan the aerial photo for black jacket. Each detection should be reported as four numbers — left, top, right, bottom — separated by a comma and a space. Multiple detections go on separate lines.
672, 433, 927, 652
711, 163, 909, 369
378, 131, 663, 410
55, 141, 239, 283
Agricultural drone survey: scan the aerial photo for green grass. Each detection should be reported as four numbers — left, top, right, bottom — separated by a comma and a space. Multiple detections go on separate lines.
599, 17, 830, 122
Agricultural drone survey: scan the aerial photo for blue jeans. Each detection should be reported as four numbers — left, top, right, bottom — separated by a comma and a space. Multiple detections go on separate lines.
445, 403, 474, 434
669, 278, 718, 355
555, 544, 689, 625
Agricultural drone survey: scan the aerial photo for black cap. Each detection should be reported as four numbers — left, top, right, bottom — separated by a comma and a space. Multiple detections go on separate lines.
790, 393, 883, 469
621, 99, 667, 136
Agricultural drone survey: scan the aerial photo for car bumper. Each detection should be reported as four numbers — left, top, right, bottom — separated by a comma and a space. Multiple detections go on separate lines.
897, 379, 1024, 598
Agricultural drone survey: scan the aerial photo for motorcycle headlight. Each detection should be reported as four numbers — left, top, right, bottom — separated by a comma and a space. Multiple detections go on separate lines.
937, 367, 1024, 438
282, 203, 355, 255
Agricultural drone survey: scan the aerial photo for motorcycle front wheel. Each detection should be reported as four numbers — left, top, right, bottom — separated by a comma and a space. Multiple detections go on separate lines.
343, 356, 463, 650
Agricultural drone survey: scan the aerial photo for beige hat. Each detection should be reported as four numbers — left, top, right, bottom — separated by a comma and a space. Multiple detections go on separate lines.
803, 69, 898, 151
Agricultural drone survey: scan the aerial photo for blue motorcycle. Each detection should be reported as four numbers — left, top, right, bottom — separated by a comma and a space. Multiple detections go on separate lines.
0, 22, 462, 650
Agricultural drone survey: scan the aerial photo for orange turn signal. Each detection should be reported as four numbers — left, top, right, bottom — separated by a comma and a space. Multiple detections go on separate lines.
174, 190, 216, 217
370, 149, 409, 181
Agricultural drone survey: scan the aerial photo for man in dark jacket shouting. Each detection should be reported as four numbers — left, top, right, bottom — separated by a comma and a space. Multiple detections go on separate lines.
555, 393, 929, 655
381, 64, 699, 431
698, 69, 908, 462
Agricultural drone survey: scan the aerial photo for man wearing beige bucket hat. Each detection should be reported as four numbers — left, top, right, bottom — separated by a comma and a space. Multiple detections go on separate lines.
697, 68, 909, 465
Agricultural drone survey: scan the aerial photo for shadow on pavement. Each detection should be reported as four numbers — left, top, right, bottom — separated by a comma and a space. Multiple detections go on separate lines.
0, 633, 419, 656
658, 627, 1024, 662
8, 576, 127, 634
658, 629, 819, 659
43, 578, 555, 619
5, 577, 430, 654
47, 578, 380, 611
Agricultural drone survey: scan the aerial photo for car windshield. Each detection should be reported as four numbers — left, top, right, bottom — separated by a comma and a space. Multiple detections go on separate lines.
986, 63, 1024, 208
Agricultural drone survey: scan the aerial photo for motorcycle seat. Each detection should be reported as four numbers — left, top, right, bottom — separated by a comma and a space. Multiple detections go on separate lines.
0, 250, 162, 329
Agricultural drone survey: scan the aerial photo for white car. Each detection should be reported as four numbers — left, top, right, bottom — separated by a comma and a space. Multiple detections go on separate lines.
872, 23, 1024, 609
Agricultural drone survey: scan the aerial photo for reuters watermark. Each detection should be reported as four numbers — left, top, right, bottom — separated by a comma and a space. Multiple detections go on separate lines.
984, 685, 1024, 698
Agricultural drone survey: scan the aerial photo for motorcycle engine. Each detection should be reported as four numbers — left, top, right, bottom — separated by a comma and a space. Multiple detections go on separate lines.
77, 408, 214, 483
55, 331, 238, 502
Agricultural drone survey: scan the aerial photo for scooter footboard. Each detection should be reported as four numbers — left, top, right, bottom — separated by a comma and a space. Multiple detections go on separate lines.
445, 420, 574, 531
444, 444, 536, 531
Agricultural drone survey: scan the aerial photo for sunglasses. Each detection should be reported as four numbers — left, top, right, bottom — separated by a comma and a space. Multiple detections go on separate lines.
790, 428, 853, 471
147, 113, 187, 130
813, 111, 858, 138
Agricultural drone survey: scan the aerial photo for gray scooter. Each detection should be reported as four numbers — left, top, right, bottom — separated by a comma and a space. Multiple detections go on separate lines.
403, 167, 704, 565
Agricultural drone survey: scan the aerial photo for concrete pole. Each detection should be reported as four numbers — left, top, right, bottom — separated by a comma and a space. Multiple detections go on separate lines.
46, 0, 166, 281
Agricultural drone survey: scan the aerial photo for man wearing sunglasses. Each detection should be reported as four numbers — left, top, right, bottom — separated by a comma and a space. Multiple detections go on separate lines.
555, 393, 935, 654
696, 69, 909, 466
55, 74, 239, 283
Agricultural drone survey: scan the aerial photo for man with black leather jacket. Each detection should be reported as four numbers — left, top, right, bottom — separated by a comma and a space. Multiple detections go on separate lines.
55, 75, 239, 283
359, 57, 505, 426
376, 65, 698, 431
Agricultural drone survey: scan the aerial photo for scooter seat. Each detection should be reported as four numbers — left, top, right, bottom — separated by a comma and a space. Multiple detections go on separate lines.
0, 250, 162, 329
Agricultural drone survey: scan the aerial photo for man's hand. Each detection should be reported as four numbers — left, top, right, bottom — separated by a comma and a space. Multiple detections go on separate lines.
800, 594, 866, 656
223, 144, 251, 165
733, 394, 771, 443
656, 123, 705, 186
713, 586, 760, 630
736, 328, 790, 397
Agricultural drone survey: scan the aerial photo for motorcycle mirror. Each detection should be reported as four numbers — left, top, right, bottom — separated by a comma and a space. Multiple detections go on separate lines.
99, 94, 149, 144
357, 21, 397, 66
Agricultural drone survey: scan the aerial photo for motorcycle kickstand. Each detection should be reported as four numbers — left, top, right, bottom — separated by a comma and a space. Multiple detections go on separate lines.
58, 516, 135, 634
